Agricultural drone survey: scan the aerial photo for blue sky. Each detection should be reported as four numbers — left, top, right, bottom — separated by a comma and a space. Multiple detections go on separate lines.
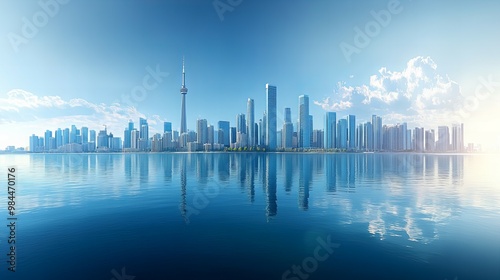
1, 0, 500, 150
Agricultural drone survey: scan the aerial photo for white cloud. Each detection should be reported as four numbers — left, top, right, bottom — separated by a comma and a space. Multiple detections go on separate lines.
0, 89, 164, 148
315, 56, 464, 126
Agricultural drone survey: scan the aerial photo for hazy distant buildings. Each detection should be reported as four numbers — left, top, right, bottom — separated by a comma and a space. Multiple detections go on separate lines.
452, 123, 464, 152
437, 126, 450, 152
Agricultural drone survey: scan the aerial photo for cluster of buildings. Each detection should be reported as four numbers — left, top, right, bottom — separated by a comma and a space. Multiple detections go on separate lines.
27, 60, 466, 153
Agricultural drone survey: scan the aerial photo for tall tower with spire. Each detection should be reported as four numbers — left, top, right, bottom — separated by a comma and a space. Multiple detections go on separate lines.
180, 58, 188, 135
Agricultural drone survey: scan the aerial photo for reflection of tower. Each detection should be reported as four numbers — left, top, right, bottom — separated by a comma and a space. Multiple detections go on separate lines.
265, 154, 277, 219
179, 155, 188, 222
180, 58, 188, 135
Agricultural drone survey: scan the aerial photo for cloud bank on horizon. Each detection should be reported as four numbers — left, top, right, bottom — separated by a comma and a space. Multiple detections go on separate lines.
314, 56, 463, 127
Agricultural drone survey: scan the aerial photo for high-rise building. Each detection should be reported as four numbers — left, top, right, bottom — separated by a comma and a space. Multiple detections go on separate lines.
356, 123, 365, 150
437, 126, 450, 152
29, 134, 39, 152
63, 128, 70, 145
236, 113, 247, 147
247, 98, 254, 147
89, 130, 96, 144
124, 120, 134, 148
230, 127, 237, 145
261, 113, 267, 148
81, 127, 88, 144
425, 129, 435, 152
452, 123, 464, 152
284, 107, 291, 123
197, 119, 208, 144
139, 118, 148, 140
207, 125, 214, 146
347, 115, 356, 150
236, 114, 246, 134
324, 112, 336, 149
55, 128, 63, 148
180, 59, 188, 135
69, 125, 77, 144
97, 128, 109, 149
312, 129, 324, 149
131, 129, 139, 149
266, 84, 277, 150
372, 115, 382, 151
164, 122, 172, 133
218, 121, 230, 147
44, 130, 52, 151
414, 127, 425, 152
298, 95, 310, 148
337, 119, 348, 150
364, 122, 373, 151
282, 108, 293, 149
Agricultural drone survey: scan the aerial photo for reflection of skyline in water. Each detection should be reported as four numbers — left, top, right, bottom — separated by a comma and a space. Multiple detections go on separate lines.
14, 153, 500, 244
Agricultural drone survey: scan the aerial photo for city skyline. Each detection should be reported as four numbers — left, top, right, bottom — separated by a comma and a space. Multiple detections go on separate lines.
1, 1, 500, 150
24, 63, 468, 154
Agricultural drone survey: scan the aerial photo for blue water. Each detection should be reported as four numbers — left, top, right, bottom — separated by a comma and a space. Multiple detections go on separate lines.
0, 153, 499, 280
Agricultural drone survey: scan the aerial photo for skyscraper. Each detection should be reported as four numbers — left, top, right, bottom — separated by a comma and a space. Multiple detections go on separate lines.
337, 119, 348, 150
218, 121, 230, 147
164, 122, 172, 133
63, 128, 70, 145
90, 130, 96, 143
298, 95, 310, 148
55, 128, 63, 148
452, 123, 464, 152
372, 115, 382, 151
180, 59, 188, 135
266, 84, 277, 150
284, 107, 291, 123
414, 127, 425, 152
81, 127, 89, 144
324, 112, 336, 149
437, 126, 450, 152
347, 115, 356, 150
44, 130, 52, 151
70, 125, 77, 144
247, 98, 255, 147
282, 108, 293, 149
197, 119, 208, 144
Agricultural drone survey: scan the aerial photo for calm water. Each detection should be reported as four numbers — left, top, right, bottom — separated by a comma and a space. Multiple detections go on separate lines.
0, 153, 499, 280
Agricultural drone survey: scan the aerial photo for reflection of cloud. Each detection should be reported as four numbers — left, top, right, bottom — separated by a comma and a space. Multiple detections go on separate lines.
404, 208, 424, 243
314, 56, 463, 126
